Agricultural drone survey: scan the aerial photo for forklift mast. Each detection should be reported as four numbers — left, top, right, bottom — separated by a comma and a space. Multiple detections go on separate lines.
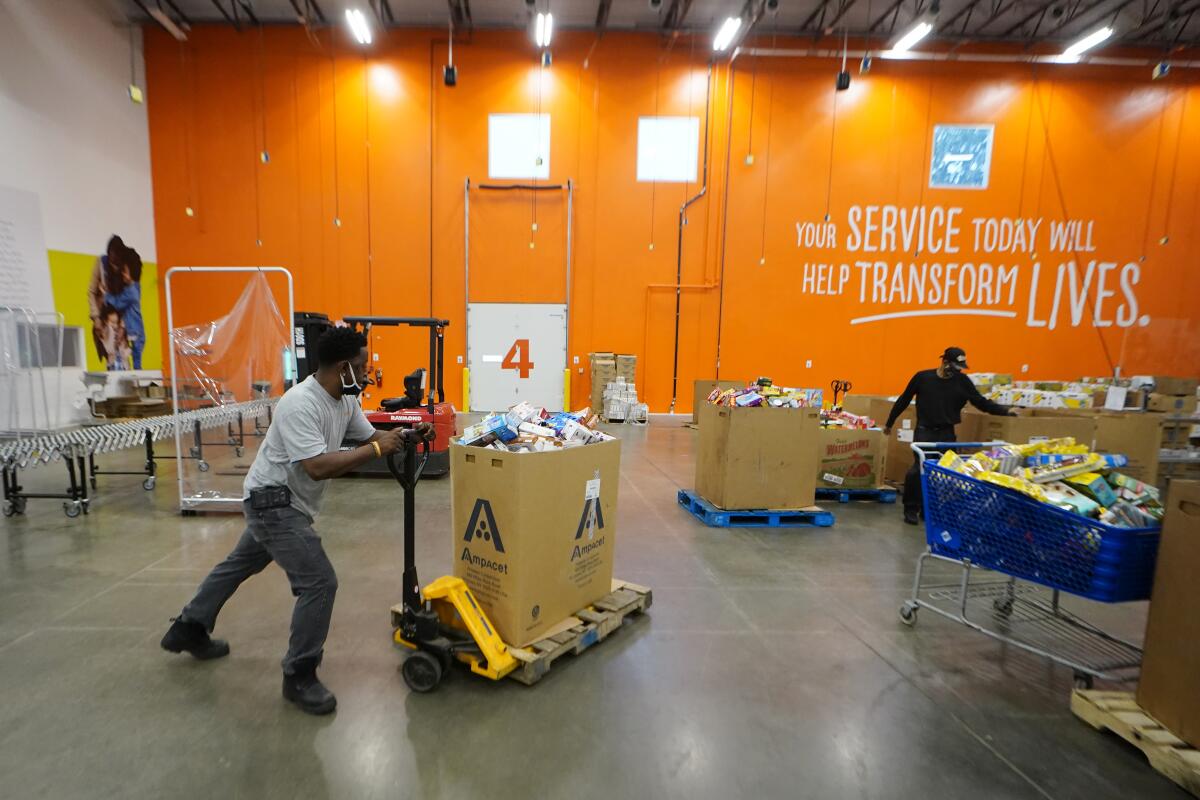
342, 317, 449, 414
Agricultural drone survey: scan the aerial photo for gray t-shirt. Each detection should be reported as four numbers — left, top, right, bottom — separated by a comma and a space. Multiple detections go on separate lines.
244, 375, 376, 518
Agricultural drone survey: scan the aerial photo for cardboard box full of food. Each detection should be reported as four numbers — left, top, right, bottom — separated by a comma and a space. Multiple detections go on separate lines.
692, 379, 742, 423
451, 438, 620, 647
695, 404, 819, 509
817, 428, 886, 489
1150, 376, 1199, 397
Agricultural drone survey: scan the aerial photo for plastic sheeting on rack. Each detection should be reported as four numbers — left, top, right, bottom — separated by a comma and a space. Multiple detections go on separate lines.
0, 399, 276, 470
169, 271, 291, 409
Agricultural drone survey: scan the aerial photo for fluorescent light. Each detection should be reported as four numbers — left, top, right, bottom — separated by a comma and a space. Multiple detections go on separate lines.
890, 21, 932, 53
148, 8, 188, 41
535, 12, 553, 48
713, 17, 743, 52
1059, 26, 1112, 62
345, 8, 372, 45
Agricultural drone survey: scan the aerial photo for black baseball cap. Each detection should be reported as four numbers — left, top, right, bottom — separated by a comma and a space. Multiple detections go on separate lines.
941, 347, 969, 370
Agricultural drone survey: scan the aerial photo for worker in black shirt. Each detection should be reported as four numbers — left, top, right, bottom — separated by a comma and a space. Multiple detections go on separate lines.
884, 347, 1015, 525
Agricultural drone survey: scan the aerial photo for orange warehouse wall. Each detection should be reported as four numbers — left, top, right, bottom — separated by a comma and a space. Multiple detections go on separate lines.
144, 27, 1200, 413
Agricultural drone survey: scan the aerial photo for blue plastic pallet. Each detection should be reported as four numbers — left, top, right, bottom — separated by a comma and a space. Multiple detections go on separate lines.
677, 490, 835, 529
815, 486, 898, 504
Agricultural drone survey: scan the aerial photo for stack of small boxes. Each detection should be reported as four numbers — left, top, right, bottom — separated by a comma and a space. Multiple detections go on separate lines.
590, 352, 639, 422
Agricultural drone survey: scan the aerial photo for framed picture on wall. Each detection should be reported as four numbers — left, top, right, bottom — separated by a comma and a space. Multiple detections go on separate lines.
929, 124, 995, 190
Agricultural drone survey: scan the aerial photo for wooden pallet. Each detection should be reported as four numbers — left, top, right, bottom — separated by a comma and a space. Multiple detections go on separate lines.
1071, 690, 1200, 797
506, 579, 652, 685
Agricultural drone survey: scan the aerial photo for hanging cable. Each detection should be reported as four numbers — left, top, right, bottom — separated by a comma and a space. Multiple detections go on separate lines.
179, 39, 195, 218
1015, 66, 1036, 226
1031, 72, 1116, 373
330, 29, 341, 229
364, 52, 374, 312
745, 48, 759, 163
648, 47, 664, 251
758, 11, 779, 264
1138, 89, 1170, 259
1160, 89, 1187, 244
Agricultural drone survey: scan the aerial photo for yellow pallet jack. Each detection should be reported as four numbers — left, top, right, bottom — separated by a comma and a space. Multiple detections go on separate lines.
387, 436, 517, 692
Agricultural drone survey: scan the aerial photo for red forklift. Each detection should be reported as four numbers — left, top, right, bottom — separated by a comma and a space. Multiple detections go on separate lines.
344, 316, 455, 478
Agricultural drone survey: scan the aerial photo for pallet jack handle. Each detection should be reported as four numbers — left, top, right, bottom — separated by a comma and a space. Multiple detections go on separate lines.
386, 434, 431, 613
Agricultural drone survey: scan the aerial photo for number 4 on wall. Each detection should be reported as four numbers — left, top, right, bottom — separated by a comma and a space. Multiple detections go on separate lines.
501, 339, 534, 379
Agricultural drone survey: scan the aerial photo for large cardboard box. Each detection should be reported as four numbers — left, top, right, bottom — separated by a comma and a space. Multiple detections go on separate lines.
1034, 408, 1164, 483
615, 354, 637, 384
1151, 376, 1199, 397
692, 379, 742, 423
977, 411, 1096, 446
1137, 481, 1200, 749
817, 428, 886, 489
451, 439, 620, 647
695, 404, 819, 509
1146, 392, 1198, 415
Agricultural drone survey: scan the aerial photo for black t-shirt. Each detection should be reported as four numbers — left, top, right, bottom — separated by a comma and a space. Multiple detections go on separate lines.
885, 369, 1009, 430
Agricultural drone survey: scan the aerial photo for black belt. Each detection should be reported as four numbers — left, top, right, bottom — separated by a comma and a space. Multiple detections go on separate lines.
248, 485, 292, 510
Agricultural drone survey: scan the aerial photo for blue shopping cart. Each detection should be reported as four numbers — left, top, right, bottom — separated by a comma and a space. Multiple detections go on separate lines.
899, 442, 1162, 688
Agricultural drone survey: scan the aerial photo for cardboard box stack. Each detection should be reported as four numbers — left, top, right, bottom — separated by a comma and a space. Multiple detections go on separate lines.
453, 399, 621, 646
602, 377, 648, 423
589, 352, 636, 416
1137, 481, 1200, 749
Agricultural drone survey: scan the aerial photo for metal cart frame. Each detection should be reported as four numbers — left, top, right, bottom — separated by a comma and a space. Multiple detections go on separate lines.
899, 441, 1145, 688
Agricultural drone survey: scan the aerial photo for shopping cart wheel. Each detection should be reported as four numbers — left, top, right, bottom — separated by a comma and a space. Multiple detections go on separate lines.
992, 598, 1014, 617
401, 651, 443, 693
235, 446, 245, 458
197, 461, 210, 473
3, 501, 16, 517
142, 477, 156, 491
898, 602, 919, 627
1073, 673, 1094, 690
63, 501, 82, 518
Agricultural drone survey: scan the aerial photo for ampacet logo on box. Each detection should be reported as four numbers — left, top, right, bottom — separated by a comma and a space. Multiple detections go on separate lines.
461, 498, 508, 573
571, 497, 606, 562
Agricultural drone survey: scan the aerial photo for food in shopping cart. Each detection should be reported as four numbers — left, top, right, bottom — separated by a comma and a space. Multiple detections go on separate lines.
459, 403, 613, 452
932, 439, 1161, 528
1021, 452, 1104, 484
1064, 471, 1119, 507
708, 384, 824, 409
1043, 481, 1101, 516
977, 470, 1049, 503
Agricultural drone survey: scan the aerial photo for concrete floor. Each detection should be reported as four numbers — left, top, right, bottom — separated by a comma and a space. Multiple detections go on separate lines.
0, 419, 1187, 800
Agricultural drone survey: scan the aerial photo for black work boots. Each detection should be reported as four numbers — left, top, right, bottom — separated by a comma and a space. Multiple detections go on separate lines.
160, 618, 231, 660
282, 661, 337, 716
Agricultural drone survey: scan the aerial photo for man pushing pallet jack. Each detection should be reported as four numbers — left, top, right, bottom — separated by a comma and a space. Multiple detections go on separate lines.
161, 320, 649, 711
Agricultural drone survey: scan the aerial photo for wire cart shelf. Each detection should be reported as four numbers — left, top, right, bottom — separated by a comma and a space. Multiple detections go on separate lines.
899, 442, 1160, 688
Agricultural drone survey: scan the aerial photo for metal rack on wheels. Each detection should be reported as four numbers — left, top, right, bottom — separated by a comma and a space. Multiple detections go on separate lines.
899, 441, 1162, 688
1, 399, 276, 518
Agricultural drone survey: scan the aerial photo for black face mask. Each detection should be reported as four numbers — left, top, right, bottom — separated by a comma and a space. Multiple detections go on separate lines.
340, 363, 366, 397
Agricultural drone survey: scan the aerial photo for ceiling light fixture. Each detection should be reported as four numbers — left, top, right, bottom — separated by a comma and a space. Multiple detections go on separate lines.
1058, 26, 1112, 63
713, 16, 742, 51
345, 8, 372, 45
889, 20, 933, 54
535, 12, 554, 48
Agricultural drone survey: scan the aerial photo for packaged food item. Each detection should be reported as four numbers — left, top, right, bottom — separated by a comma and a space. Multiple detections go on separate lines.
938, 450, 968, 473
977, 471, 1048, 503
1022, 452, 1103, 484
1065, 472, 1118, 507
1044, 481, 1101, 516
459, 403, 607, 452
